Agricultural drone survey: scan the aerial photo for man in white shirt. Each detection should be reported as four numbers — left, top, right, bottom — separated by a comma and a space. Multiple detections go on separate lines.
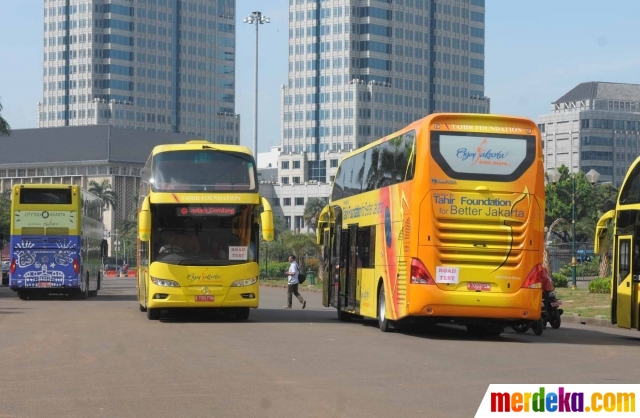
284, 255, 306, 309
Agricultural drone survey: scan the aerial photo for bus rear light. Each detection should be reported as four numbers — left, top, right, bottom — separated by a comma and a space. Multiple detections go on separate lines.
9, 258, 16, 274
73, 258, 80, 275
522, 264, 546, 289
410, 258, 435, 285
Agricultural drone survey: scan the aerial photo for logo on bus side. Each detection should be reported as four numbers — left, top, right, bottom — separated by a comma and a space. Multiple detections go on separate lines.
456, 138, 511, 167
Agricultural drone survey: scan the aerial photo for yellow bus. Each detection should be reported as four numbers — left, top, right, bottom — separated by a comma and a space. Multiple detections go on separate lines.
595, 158, 640, 331
137, 140, 274, 320
317, 113, 546, 335
8, 184, 106, 299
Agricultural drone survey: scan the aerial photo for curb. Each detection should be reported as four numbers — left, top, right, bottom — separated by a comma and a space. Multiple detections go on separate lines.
561, 314, 616, 329
260, 282, 323, 293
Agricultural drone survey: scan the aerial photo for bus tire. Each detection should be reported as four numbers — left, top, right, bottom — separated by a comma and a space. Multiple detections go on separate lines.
532, 317, 544, 336
17, 291, 28, 300
89, 276, 99, 298
378, 285, 392, 332
147, 308, 160, 320
337, 307, 352, 322
139, 303, 147, 312
234, 307, 250, 321
78, 276, 89, 300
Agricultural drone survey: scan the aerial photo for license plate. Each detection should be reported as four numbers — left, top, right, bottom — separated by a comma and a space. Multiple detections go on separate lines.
467, 282, 490, 291
194, 295, 214, 302
38, 282, 52, 288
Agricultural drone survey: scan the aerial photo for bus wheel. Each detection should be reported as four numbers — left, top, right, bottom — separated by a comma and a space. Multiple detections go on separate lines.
234, 308, 250, 321
17, 291, 28, 300
139, 303, 147, 312
89, 276, 99, 298
147, 308, 160, 320
78, 276, 89, 300
378, 286, 392, 332
532, 317, 544, 336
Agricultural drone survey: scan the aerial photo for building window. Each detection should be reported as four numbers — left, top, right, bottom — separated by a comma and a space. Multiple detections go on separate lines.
281, 177, 290, 185
295, 197, 304, 206
330, 159, 339, 168
281, 161, 289, 169
293, 161, 301, 169
284, 216, 291, 229
273, 198, 280, 207
295, 216, 304, 231
330, 175, 335, 182
293, 176, 301, 184
283, 198, 292, 206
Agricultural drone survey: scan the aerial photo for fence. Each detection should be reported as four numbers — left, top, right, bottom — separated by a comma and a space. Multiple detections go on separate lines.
546, 242, 607, 281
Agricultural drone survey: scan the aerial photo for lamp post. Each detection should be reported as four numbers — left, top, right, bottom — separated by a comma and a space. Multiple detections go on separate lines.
243, 11, 270, 159
547, 167, 600, 288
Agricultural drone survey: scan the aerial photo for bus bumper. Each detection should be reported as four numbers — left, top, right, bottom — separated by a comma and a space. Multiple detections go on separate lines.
9, 277, 81, 290
407, 285, 542, 321
147, 282, 259, 309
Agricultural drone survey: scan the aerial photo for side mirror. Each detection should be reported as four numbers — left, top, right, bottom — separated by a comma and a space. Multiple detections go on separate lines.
138, 196, 151, 242
260, 197, 274, 242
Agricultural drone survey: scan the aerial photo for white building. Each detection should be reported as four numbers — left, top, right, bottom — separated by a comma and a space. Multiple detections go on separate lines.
280, 0, 489, 184
537, 82, 640, 187
257, 146, 281, 169
38, 0, 240, 145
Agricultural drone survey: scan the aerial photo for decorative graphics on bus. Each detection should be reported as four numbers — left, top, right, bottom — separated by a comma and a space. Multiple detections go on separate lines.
170, 194, 243, 202
187, 269, 223, 284
12, 239, 77, 286
434, 122, 531, 134
343, 201, 384, 221
176, 206, 237, 216
439, 135, 527, 176
13, 210, 77, 229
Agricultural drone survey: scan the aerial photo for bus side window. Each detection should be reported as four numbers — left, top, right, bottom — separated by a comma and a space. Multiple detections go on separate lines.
139, 241, 149, 267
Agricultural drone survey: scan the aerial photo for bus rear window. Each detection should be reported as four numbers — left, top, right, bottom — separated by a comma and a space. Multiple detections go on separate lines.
431, 131, 536, 182
19, 189, 72, 204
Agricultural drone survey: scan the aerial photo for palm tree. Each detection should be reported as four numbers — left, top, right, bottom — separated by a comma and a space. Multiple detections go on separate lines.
89, 180, 118, 210
0, 99, 11, 137
598, 218, 615, 278
281, 232, 320, 273
303, 197, 326, 232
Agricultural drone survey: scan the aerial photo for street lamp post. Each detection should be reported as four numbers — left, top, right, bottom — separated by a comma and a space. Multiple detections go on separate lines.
243, 11, 270, 159
547, 167, 600, 288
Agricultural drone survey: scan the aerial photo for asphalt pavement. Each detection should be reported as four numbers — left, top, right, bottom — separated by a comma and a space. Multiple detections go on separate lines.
0, 278, 639, 418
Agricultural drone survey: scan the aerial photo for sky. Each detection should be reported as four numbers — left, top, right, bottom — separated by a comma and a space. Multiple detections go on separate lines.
0, 0, 639, 153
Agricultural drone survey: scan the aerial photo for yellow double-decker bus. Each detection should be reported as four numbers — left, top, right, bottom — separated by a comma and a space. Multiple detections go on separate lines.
318, 113, 546, 335
595, 158, 640, 331
137, 140, 274, 320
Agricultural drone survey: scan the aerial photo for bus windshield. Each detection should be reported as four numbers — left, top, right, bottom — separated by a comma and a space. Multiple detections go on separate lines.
430, 131, 536, 181
151, 204, 257, 266
151, 150, 257, 192
619, 163, 640, 204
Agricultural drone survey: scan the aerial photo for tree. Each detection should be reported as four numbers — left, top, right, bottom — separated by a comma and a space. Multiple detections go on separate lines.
597, 217, 615, 278
0, 192, 10, 239
0, 99, 10, 137
281, 232, 320, 273
303, 197, 326, 232
117, 218, 137, 265
89, 179, 118, 210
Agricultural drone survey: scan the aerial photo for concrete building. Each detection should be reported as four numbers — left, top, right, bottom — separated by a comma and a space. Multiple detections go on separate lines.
537, 82, 640, 187
0, 125, 198, 254
280, 0, 489, 185
38, 0, 240, 145
257, 146, 281, 169
259, 181, 331, 233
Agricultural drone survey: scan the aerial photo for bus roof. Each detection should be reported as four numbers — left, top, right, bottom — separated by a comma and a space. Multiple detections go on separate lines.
337, 113, 537, 161
150, 140, 253, 157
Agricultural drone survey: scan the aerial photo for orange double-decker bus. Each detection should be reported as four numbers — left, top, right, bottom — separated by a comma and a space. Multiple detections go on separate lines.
318, 113, 546, 335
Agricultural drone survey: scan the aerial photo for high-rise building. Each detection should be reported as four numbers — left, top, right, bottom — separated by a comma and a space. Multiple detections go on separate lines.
537, 82, 640, 188
279, 0, 489, 184
38, 0, 240, 145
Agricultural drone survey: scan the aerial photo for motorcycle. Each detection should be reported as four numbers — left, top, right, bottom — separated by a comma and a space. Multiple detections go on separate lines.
511, 291, 563, 335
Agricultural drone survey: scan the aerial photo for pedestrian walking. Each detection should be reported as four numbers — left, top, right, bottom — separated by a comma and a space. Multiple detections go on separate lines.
284, 255, 306, 309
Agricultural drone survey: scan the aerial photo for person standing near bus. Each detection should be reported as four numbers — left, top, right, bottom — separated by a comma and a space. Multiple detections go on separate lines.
284, 255, 306, 309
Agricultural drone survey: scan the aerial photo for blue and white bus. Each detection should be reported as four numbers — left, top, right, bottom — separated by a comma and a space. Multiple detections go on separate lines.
8, 185, 107, 299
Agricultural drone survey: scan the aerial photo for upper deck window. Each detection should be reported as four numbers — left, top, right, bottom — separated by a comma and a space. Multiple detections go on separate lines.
19, 188, 72, 204
619, 163, 640, 204
431, 131, 536, 182
151, 150, 257, 192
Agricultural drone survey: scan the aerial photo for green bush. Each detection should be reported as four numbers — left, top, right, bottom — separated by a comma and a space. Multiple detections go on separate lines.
552, 273, 568, 288
588, 277, 611, 294
259, 261, 290, 279
305, 257, 320, 274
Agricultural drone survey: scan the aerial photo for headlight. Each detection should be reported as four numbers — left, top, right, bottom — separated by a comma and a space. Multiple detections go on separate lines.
151, 276, 180, 287
231, 277, 258, 287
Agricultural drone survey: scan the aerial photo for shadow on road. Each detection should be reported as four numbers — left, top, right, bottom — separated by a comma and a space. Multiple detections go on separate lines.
156, 307, 335, 324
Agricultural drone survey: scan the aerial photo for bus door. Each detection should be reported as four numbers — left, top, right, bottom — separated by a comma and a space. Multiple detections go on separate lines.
338, 225, 357, 311
615, 235, 634, 328
348, 224, 358, 310
322, 227, 331, 307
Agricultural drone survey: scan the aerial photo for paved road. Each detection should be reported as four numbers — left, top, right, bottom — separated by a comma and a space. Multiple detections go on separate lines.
0, 279, 639, 418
